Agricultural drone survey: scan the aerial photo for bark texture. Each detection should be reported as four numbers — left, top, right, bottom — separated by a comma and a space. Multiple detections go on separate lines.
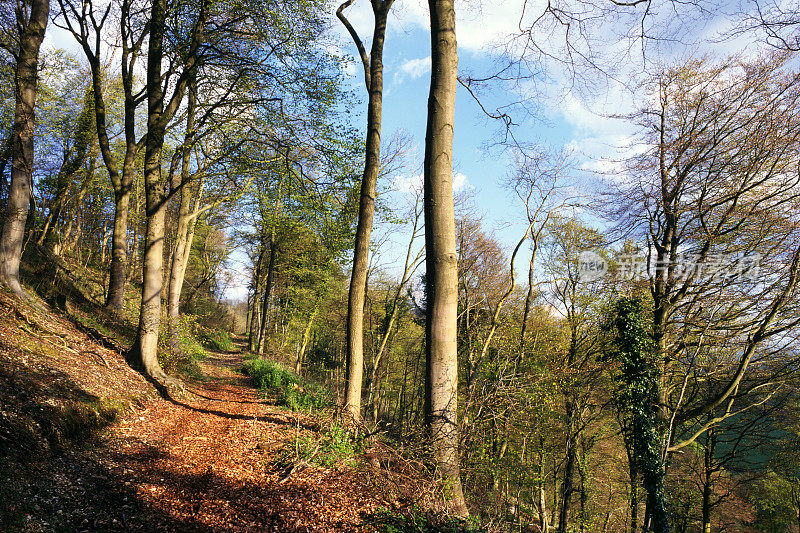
340, 0, 393, 422
167, 74, 200, 356
0, 0, 49, 294
129, 0, 171, 381
423, 0, 468, 517
128, 0, 204, 384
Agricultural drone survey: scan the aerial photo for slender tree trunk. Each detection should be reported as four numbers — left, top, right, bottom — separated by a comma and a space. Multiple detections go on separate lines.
0, 0, 49, 295
296, 306, 318, 373
38, 158, 86, 247
168, 74, 199, 356
0, 136, 11, 196
341, 0, 393, 422
258, 229, 277, 353
423, 0, 467, 517
38, 89, 93, 248
248, 247, 264, 351
701, 482, 711, 533
258, 173, 283, 353
519, 253, 535, 357
701, 426, 715, 533
63, 155, 95, 255
539, 477, 549, 533
558, 428, 577, 532
578, 443, 589, 533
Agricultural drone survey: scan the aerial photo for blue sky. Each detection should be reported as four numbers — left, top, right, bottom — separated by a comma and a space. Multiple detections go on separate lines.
41, 0, 776, 299
331, 0, 774, 281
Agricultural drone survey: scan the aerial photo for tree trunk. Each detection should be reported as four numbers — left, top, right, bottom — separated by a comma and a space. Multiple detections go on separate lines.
701, 426, 715, 533
629, 465, 638, 533
106, 184, 131, 310
258, 229, 277, 353
258, 173, 283, 353
104, 32, 144, 312
295, 306, 318, 373
341, 0, 392, 422
0, 0, 49, 295
423, 0, 467, 517
558, 424, 577, 532
519, 253, 536, 358
168, 75, 199, 356
128, 0, 198, 385
539, 479, 550, 533
248, 247, 264, 351
129, 31, 171, 379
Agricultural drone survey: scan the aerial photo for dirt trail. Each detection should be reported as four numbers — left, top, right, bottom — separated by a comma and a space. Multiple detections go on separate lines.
96, 346, 392, 532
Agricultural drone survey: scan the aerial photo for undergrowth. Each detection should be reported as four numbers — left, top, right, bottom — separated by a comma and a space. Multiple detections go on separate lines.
158, 316, 208, 380
366, 507, 483, 533
242, 357, 332, 411
200, 329, 234, 351
291, 423, 363, 467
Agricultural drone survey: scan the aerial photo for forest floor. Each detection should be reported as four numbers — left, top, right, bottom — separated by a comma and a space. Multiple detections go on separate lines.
0, 289, 434, 532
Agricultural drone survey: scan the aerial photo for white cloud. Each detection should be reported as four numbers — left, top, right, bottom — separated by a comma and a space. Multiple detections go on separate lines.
395, 56, 431, 83
392, 173, 423, 194
330, 0, 538, 56
391, 0, 536, 54
453, 171, 472, 192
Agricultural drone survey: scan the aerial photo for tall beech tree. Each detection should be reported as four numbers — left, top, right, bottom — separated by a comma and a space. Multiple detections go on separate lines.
55, 0, 149, 312
423, 0, 468, 517
127, 0, 207, 385
0, 0, 48, 295
337, 0, 396, 421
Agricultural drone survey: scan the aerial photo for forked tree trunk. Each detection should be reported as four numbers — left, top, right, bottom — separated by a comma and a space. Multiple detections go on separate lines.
56, 0, 145, 313
339, 0, 394, 422
129, 11, 171, 379
423, 0, 468, 517
104, 19, 145, 313
128, 0, 204, 385
0, 0, 49, 295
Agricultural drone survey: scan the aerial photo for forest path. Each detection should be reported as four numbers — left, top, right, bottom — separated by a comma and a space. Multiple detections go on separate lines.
96, 341, 389, 532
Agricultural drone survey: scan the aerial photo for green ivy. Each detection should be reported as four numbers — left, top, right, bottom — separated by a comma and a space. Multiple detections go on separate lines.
606, 296, 669, 533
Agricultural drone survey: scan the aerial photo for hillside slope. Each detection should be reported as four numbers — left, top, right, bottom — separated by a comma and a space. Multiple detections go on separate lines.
0, 287, 452, 532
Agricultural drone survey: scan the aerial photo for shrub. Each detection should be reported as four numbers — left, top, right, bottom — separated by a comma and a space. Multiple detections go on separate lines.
365, 507, 483, 532
292, 423, 360, 467
200, 329, 234, 351
158, 315, 207, 380
242, 358, 332, 411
